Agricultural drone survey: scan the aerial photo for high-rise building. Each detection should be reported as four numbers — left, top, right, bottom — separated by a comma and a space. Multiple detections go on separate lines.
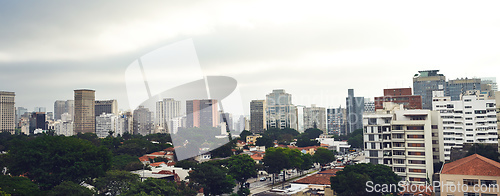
446, 78, 481, 101
220, 112, 233, 131
29, 112, 46, 134
363, 103, 444, 184
95, 113, 118, 138
55, 113, 73, 136
327, 107, 345, 136
303, 104, 326, 134
95, 100, 118, 116
364, 98, 375, 114
65, 100, 74, 121
432, 90, 497, 161
413, 70, 446, 110
34, 107, 46, 113
266, 89, 298, 130
186, 99, 219, 128
54, 100, 66, 120
250, 100, 266, 134
74, 89, 95, 134
156, 98, 181, 133
0, 91, 15, 133
133, 106, 153, 135
374, 88, 422, 110
345, 89, 364, 134
15, 106, 27, 127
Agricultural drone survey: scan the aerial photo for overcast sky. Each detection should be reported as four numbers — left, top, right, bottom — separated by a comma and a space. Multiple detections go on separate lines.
1, 1, 500, 115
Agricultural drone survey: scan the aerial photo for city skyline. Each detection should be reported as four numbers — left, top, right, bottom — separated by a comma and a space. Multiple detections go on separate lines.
1, 1, 500, 114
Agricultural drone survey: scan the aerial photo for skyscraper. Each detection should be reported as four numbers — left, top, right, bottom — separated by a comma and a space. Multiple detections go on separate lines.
303, 104, 326, 134
327, 107, 345, 135
133, 106, 154, 135
0, 91, 15, 133
266, 89, 298, 130
250, 100, 266, 134
446, 78, 481, 101
345, 89, 364, 134
186, 99, 219, 128
413, 70, 446, 109
95, 100, 118, 116
15, 106, 27, 127
74, 89, 95, 134
156, 98, 181, 133
54, 100, 66, 121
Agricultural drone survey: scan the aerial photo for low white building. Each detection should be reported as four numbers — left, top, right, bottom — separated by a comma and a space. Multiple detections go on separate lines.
315, 138, 350, 153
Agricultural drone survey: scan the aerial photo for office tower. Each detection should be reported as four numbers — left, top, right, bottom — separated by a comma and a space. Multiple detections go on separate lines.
15, 106, 28, 127
95, 113, 118, 138
432, 90, 497, 161
220, 112, 233, 131
186, 99, 219, 128
250, 100, 267, 134
413, 70, 446, 109
363, 103, 444, 184
65, 100, 74, 121
29, 112, 46, 134
95, 100, 118, 116
481, 77, 498, 91
266, 89, 298, 130
345, 89, 364, 134
0, 91, 15, 133
54, 100, 66, 120
303, 104, 326, 134
74, 89, 96, 134
374, 88, 422, 110
446, 78, 481, 101
156, 98, 181, 133
327, 107, 346, 136
364, 98, 375, 114
133, 106, 153, 135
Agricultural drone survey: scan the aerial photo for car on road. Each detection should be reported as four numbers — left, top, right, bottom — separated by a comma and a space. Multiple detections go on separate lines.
260, 177, 266, 181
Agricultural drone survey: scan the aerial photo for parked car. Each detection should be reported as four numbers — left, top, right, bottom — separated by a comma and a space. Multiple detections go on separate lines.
260, 177, 266, 181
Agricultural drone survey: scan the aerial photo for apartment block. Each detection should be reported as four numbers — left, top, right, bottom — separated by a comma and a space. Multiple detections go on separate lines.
186, 99, 219, 128
0, 91, 15, 133
96, 113, 118, 138
303, 104, 326, 134
250, 100, 266, 134
327, 107, 345, 135
363, 103, 444, 184
266, 89, 298, 130
432, 90, 497, 161
156, 98, 181, 133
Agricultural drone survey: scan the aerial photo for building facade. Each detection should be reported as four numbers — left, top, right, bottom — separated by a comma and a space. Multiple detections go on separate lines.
374, 88, 422, 110
0, 91, 15, 133
327, 107, 346, 135
74, 89, 96, 134
156, 98, 181, 133
446, 78, 482, 101
96, 113, 118, 138
432, 90, 497, 161
250, 100, 266, 134
363, 103, 444, 184
413, 70, 447, 110
133, 106, 153, 135
303, 104, 326, 134
186, 99, 219, 128
266, 89, 298, 130
95, 99, 118, 116
346, 89, 364, 134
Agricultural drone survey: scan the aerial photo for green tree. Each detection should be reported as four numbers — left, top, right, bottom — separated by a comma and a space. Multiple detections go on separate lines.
174, 159, 198, 169
125, 178, 196, 196
227, 154, 257, 190
255, 136, 274, 148
239, 130, 252, 142
111, 154, 143, 171
210, 141, 234, 158
303, 128, 323, 139
0, 175, 41, 196
347, 134, 363, 149
6, 135, 112, 190
466, 143, 500, 162
48, 181, 95, 196
331, 163, 400, 196
299, 153, 314, 174
313, 147, 335, 165
94, 170, 140, 196
295, 134, 320, 147
188, 161, 235, 196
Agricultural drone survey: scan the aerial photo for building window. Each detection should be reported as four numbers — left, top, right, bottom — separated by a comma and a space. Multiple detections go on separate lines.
408, 151, 425, 156
408, 143, 425, 147
481, 180, 497, 186
409, 168, 426, 173
407, 135, 424, 139
407, 126, 424, 130
408, 160, 425, 164
409, 177, 426, 182
463, 179, 478, 186
394, 167, 405, 172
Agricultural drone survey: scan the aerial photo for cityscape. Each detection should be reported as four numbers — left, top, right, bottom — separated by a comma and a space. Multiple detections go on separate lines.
2, 1, 500, 196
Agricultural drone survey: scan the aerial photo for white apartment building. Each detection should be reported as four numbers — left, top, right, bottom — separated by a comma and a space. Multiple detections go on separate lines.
96, 113, 118, 138
156, 98, 181, 134
363, 103, 444, 184
432, 90, 497, 161
266, 89, 298, 130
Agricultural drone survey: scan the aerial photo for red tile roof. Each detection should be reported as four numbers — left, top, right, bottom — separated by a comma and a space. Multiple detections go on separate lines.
150, 162, 166, 167
167, 162, 176, 166
441, 154, 500, 176
164, 147, 175, 152
294, 173, 335, 185
318, 169, 342, 175
149, 152, 166, 156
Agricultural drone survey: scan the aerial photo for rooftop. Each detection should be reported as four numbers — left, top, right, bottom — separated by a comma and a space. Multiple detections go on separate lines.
441, 154, 500, 176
